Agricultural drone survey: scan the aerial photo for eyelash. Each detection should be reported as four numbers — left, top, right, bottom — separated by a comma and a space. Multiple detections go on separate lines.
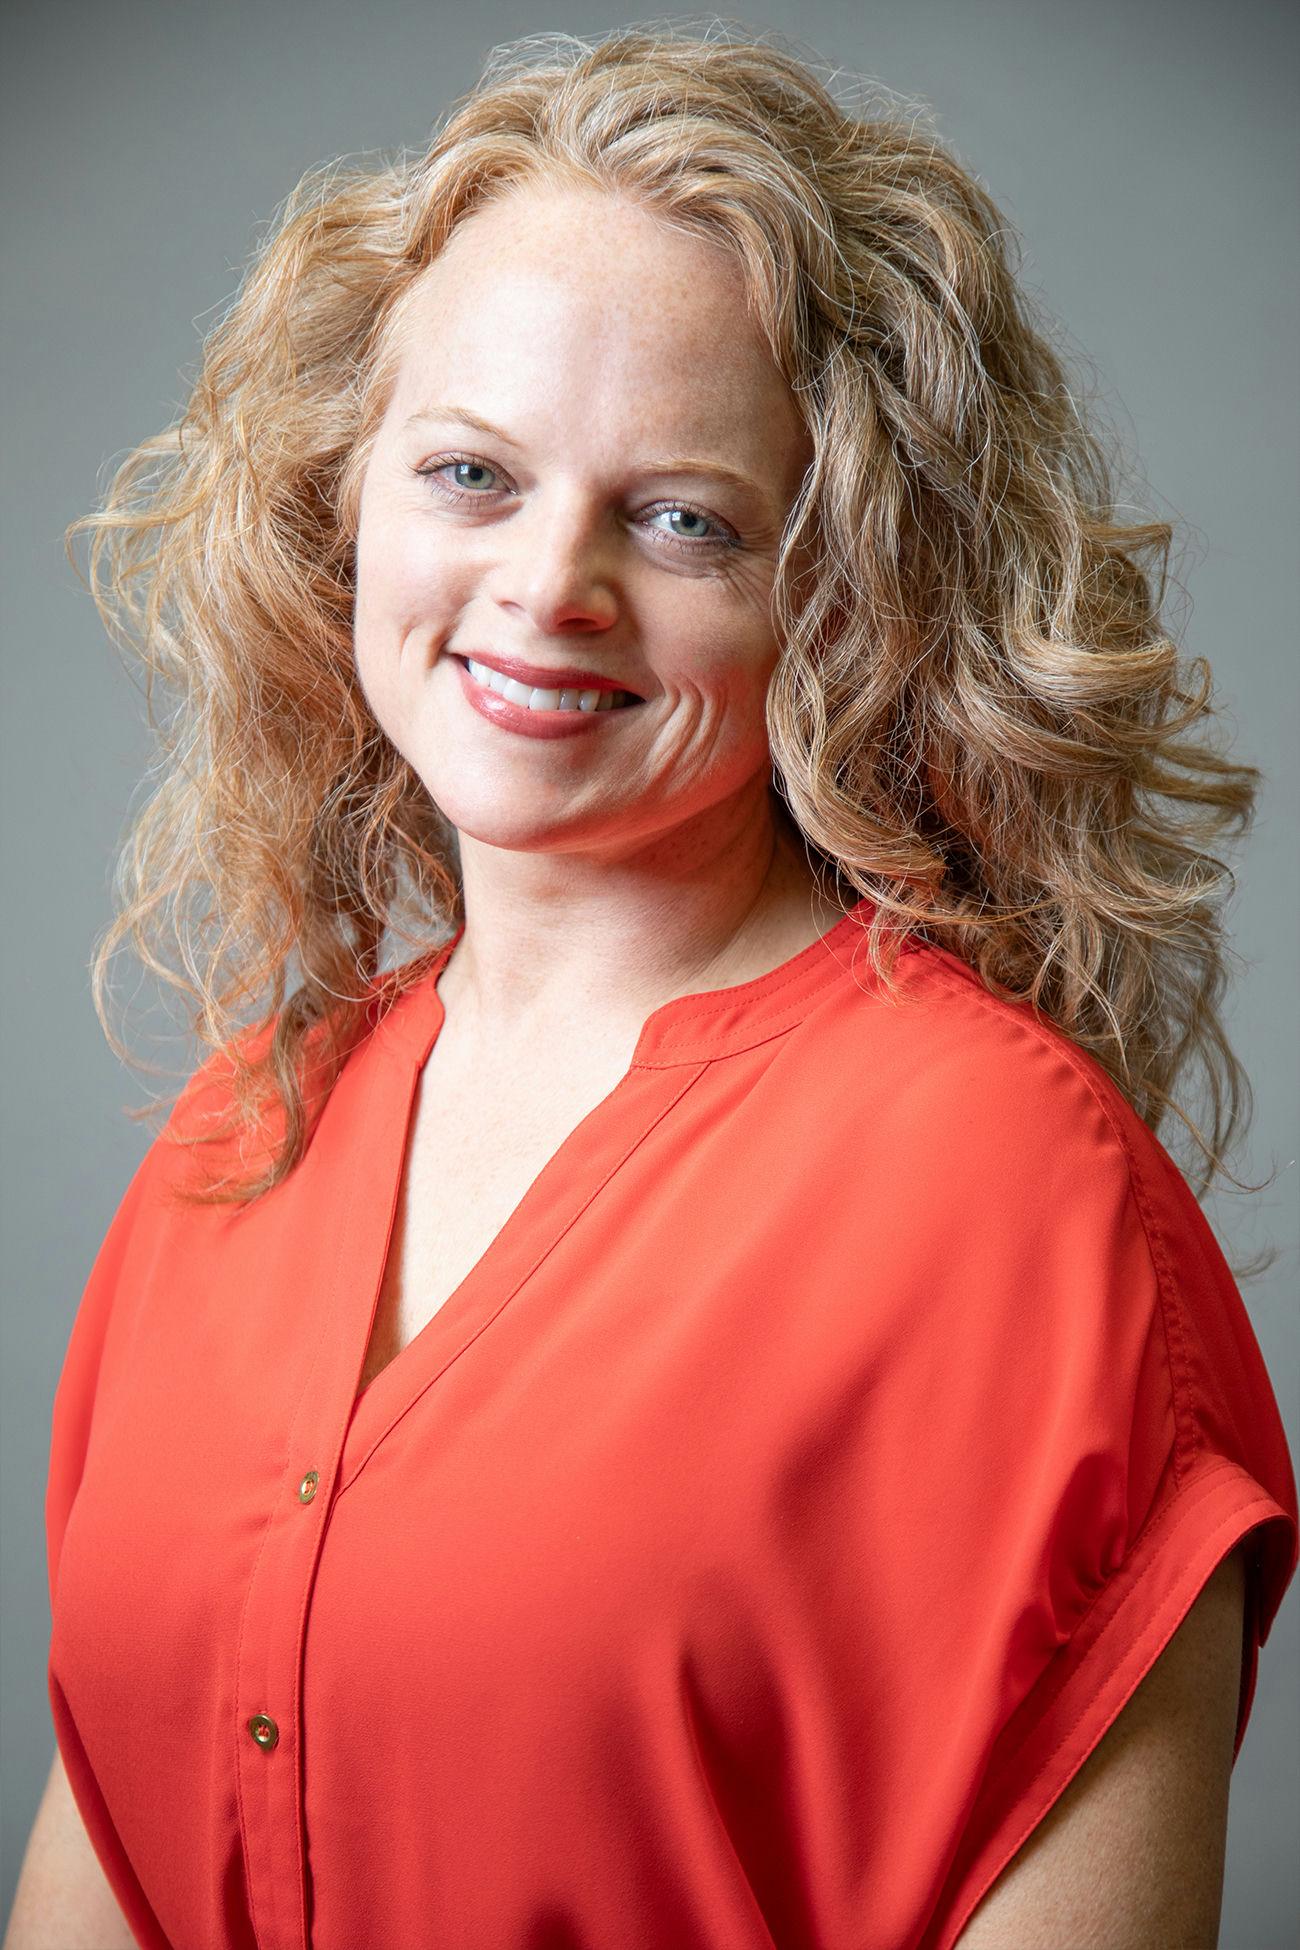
414, 454, 740, 551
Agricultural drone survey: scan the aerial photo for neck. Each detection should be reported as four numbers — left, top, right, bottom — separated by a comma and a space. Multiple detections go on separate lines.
438, 777, 855, 1045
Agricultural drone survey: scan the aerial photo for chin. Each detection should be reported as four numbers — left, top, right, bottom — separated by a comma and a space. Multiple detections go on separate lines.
420, 778, 607, 856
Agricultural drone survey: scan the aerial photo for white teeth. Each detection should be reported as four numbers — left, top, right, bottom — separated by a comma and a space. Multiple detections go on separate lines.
465, 657, 633, 714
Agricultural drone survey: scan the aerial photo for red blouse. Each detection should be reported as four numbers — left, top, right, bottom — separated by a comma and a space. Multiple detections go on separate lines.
46, 898, 1297, 1950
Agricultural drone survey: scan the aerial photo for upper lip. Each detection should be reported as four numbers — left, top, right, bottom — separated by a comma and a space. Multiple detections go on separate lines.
453, 649, 643, 698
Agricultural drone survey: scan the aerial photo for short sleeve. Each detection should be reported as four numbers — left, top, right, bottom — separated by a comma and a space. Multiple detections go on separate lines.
45, 1035, 241, 1612
44, 1119, 199, 1950
46, 1139, 165, 1615
906, 1014, 1299, 1950
45, 997, 335, 1607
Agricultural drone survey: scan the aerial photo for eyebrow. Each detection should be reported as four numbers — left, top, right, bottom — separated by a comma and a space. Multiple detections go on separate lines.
401, 403, 771, 505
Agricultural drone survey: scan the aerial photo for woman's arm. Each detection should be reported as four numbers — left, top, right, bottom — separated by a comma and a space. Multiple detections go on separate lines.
3, 1748, 137, 1950
954, 1546, 1247, 1949
0, 1568, 1249, 1950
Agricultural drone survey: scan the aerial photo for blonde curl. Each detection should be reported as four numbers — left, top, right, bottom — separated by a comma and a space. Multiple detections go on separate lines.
67, 22, 1262, 1218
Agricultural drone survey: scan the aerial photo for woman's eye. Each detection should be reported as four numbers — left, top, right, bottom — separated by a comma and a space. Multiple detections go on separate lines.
429, 457, 502, 494
419, 462, 735, 551
643, 504, 735, 548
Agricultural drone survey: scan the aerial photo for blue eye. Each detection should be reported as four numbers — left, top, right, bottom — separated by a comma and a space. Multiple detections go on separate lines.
643, 503, 737, 550
439, 458, 499, 492
416, 454, 506, 500
417, 458, 737, 552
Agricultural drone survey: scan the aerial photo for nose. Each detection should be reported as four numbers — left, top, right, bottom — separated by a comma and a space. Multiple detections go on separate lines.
489, 490, 619, 636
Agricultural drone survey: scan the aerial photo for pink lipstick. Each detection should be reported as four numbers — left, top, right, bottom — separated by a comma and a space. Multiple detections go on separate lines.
451, 652, 644, 742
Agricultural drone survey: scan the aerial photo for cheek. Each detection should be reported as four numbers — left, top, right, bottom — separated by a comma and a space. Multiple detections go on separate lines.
650, 608, 783, 752
353, 512, 466, 688
356, 515, 429, 622
652, 645, 780, 780
649, 558, 778, 670
660, 603, 782, 725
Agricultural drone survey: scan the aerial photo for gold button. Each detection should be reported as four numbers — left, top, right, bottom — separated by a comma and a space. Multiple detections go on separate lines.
248, 1714, 279, 1751
297, 1470, 319, 1504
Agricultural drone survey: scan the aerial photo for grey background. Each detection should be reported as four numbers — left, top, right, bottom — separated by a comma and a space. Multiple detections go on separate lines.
2, 0, 1296, 1940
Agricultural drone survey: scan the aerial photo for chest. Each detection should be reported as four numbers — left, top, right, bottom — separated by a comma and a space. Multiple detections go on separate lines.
355, 1036, 632, 1396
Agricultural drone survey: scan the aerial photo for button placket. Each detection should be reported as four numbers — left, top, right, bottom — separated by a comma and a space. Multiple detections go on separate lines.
232, 988, 442, 1950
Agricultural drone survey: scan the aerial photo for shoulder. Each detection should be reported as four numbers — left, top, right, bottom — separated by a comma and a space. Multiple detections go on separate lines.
162, 967, 403, 1151
806, 933, 1155, 1209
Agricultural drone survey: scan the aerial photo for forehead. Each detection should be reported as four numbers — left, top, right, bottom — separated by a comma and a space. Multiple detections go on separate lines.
384, 183, 798, 456
406, 181, 751, 329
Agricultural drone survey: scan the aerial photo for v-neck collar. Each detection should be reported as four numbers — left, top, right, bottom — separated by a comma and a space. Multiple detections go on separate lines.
373, 893, 879, 1073
332, 894, 880, 1482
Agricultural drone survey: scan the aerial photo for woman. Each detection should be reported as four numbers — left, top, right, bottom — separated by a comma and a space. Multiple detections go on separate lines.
7, 25, 1295, 1950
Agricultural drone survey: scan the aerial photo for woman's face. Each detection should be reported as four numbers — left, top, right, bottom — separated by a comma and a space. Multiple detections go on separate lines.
352, 181, 813, 863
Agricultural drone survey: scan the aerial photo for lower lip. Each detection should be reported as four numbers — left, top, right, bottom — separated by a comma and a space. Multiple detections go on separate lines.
452, 658, 641, 741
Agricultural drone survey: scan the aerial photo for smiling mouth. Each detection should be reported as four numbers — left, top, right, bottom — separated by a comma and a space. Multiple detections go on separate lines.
461, 655, 641, 714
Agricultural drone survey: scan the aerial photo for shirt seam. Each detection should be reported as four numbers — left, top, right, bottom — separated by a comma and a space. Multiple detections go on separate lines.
943, 1466, 1278, 1950
914, 957, 1201, 1491
228, 1114, 366, 1950
332, 1058, 714, 1496
634, 920, 894, 1064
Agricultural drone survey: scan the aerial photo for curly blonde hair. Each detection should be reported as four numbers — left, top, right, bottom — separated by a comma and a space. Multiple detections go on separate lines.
69, 22, 1261, 1211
